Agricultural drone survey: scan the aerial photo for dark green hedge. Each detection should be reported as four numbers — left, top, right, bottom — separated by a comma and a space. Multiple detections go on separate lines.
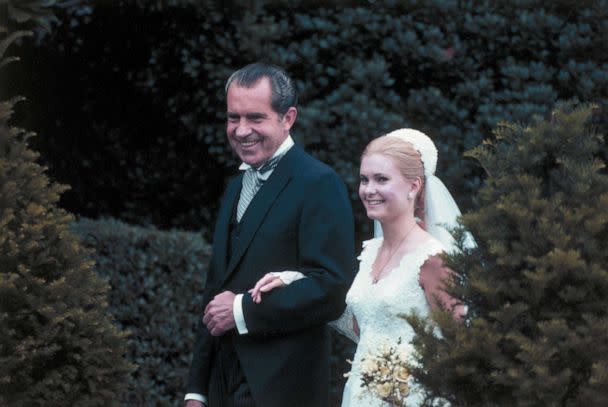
7, 3, 232, 234
10, 1, 608, 242
71, 218, 211, 405
409, 103, 608, 405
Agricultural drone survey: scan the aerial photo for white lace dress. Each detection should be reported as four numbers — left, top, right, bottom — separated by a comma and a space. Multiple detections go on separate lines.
341, 237, 445, 407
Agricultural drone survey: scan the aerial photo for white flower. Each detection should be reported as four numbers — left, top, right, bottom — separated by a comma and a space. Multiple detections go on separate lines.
397, 343, 415, 363
360, 357, 378, 373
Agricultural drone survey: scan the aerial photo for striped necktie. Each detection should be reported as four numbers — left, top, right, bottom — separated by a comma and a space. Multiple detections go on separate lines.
236, 154, 283, 222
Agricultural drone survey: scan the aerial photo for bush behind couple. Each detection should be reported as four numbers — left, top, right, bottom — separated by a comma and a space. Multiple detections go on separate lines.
185, 62, 466, 407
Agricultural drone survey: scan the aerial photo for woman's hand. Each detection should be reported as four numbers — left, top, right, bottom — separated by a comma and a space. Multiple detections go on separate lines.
249, 273, 286, 304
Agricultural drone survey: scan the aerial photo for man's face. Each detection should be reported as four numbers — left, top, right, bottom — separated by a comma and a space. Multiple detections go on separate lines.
226, 77, 296, 168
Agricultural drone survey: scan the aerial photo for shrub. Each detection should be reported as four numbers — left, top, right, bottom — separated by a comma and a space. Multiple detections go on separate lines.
408, 104, 608, 406
1, 4, 132, 405
71, 217, 211, 406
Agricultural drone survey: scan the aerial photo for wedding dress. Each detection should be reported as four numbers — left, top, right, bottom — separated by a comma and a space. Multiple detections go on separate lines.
265, 128, 467, 406
340, 236, 444, 407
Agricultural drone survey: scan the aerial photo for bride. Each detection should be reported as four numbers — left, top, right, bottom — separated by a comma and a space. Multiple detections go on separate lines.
249, 129, 471, 406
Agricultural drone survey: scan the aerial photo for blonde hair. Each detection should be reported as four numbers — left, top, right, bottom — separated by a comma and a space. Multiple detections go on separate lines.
362, 135, 426, 218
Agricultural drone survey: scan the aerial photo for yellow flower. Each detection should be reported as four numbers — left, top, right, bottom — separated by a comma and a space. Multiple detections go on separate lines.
376, 382, 392, 398
394, 366, 410, 382
378, 365, 391, 377
357, 340, 415, 404
398, 381, 410, 397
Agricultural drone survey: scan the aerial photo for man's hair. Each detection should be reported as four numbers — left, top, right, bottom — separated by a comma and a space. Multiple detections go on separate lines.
225, 62, 298, 116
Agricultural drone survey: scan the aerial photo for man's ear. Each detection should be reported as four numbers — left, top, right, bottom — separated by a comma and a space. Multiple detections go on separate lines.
281, 107, 297, 131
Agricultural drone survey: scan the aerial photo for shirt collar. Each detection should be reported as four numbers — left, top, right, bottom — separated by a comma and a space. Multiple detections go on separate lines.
238, 135, 294, 173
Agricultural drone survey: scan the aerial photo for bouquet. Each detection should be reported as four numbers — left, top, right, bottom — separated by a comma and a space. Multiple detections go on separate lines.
356, 338, 413, 406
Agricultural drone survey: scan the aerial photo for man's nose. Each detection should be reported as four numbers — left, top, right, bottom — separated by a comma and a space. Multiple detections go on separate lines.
234, 120, 251, 137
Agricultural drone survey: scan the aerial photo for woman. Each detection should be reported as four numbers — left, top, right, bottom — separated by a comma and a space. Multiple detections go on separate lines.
250, 129, 471, 406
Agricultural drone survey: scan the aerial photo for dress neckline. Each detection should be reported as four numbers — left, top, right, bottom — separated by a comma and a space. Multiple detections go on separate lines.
365, 237, 443, 285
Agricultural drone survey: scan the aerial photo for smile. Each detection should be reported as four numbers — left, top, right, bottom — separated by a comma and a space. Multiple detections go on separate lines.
239, 140, 260, 148
366, 200, 384, 205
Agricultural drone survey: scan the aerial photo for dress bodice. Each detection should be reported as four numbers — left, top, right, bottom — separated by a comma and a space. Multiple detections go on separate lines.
342, 237, 445, 406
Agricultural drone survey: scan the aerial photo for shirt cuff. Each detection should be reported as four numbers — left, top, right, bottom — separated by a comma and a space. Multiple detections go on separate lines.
269, 270, 306, 285
233, 293, 248, 334
184, 393, 208, 404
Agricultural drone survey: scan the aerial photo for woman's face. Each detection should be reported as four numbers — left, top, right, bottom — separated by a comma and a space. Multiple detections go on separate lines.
359, 153, 412, 222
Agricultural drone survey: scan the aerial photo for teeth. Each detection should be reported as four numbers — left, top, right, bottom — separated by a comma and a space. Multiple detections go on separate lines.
241, 141, 258, 147
367, 200, 383, 205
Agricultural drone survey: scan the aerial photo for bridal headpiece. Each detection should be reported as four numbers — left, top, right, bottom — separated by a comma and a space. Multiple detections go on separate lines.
385, 128, 437, 180
374, 128, 475, 252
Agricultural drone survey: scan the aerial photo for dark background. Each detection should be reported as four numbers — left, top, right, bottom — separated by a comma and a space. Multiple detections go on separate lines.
3, 1, 607, 405
7, 1, 606, 244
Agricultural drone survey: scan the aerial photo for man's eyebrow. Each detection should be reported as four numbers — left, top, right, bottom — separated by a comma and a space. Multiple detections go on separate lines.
226, 112, 268, 120
246, 113, 268, 120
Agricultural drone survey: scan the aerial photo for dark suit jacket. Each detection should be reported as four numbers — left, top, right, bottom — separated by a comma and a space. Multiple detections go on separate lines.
186, 144, 355, 407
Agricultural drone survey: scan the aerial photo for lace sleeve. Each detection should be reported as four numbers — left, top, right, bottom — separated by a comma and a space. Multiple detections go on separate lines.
329, 305, 359, 344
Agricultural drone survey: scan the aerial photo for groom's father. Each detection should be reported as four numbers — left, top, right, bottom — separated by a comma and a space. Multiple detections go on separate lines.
184, 63, 355, 407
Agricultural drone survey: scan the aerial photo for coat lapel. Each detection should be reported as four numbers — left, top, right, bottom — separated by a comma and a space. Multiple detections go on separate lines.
222, 146, 299, 284
210, 176, 241, 285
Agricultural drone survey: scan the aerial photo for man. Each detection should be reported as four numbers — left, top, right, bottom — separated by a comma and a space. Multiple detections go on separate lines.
184, 63, 355, 407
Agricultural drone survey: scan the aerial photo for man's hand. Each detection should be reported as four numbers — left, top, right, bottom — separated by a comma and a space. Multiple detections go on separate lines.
185, 401, 206, 407
203, 291, 237, 336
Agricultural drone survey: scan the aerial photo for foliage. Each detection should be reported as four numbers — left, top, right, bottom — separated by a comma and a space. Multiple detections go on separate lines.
6, 2, 238, 234
407, 104, 608, 406
5, 1, 608, 404
0, 8, 132, 403
7, 1, 607, 241
70, 217, 211, 406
